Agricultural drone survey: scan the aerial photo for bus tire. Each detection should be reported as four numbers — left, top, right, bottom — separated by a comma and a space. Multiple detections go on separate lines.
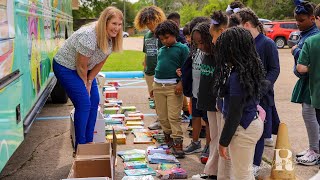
51, 81, 68, 104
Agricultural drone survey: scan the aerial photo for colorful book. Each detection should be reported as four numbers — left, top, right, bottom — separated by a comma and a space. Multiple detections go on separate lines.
125, 112, 145, 120
147, 146, 170, 155
126, 121, 144, 126
105, 99, 123, 105
104, 107, 120, 114
104, 102, 120, 108
104, 118, 123, 125
122, 154, 146, 162
124, 167, 156, 176
105, 90, 118, 99
122, 175, 154, 180
157, 163, 179, 171
117, 149, 146, 156
148, 153, 180, 164
125, 117, 142, 122
156, 167, 187, 179
124, 161, 148, 169
120, 106, 137, 114
108, 114, 126, 120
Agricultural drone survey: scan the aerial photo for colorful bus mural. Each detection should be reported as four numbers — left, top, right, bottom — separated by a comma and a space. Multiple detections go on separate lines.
0, 0, 74, 172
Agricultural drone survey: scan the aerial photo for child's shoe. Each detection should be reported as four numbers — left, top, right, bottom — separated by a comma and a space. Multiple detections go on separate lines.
172, 138, 185, 158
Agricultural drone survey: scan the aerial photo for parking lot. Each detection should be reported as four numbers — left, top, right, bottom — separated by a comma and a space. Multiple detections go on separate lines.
0, 45, 319, 179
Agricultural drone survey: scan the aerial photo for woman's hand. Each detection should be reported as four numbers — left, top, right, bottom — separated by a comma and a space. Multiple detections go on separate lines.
219, 144, 230, 160
86, 80, 92, 96
175, 82, 183, 95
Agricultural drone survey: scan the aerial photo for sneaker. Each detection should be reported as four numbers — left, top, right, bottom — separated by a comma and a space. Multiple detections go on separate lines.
296, 150, 320, 166
192, 174, 217, 180
201, 145, 209, 158
253, 165, 260, 177
296, 149, 311, 158
310, 170, 320, 180
148, 121, 161, 130
184, 140, 202, 154
264, 138, 274, 147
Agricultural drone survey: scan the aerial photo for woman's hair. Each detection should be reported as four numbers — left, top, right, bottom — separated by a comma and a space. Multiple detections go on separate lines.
214, 27, 265, 100
226, 1, 245, 15
191, 22, 214, 55
230, 1, 245, 9
154, 20, 179, 38
182, 23, 190, 36
295, 1, 314, 16
236, 8, 264, 34
210, 10, 229, 29
189, 17, 211, 33
95, 6, 123, 53
316, 3, 320, 17
228, 14, 241, 27
134, 6, 166, 31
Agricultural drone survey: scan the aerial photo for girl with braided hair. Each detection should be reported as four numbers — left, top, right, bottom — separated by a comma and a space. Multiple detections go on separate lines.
216, 27, 265, 180
134, 6, 166, 130
192, 10, 233, 180
236, 8, 280, 176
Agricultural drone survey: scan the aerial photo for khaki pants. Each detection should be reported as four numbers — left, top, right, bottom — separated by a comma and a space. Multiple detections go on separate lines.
145, 74, 154, 94
205, 111, 232, 179
229, 118, 264, 180
153, 82, 183, 139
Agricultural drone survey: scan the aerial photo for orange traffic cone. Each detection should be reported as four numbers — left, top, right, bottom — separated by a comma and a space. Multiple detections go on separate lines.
265, 123, 297, 180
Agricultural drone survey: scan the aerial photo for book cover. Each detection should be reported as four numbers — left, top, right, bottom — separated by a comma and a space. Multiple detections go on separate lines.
156, 168, 187, 179
117, 149, 146, 156
124, 161, 148, 169
124, 167, 156, 176
122, 154, 146, 162
122, 175, 154, 180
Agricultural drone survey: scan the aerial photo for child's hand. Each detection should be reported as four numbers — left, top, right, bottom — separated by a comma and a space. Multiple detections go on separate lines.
176, 68, 182, 77
175, 82, 183, 95
150, 90, 154, 98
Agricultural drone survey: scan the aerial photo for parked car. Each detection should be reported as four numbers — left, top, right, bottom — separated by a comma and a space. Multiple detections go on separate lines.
259, 18, 272, 24
287, 31, 301, 48
123, 31, 129, 38
264, 21, 298, 48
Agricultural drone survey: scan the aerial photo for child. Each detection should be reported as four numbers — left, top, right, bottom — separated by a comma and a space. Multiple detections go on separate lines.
152, 20, 190, 158
167, 12, 190, 121
183, 17, 211, 156
182, 23, 191, 45
192, 11, 232, 180
292, 0, 320, 166
236, 8, 280, 175
134, 6, 166, 130
297, 6, 320, 179
216, 27, 265, 180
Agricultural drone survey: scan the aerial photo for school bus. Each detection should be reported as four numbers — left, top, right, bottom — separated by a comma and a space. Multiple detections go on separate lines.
0, 0, 77, 172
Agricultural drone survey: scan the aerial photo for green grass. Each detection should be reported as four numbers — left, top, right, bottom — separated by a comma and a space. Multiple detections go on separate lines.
102, 50, 144, 71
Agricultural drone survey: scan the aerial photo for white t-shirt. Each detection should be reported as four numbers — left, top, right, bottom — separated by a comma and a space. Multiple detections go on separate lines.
192, 49, 205, 98
54, 26, 112, 70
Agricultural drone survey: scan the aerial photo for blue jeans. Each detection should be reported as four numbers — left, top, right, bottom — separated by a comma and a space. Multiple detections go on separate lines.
53, 60, 99, 147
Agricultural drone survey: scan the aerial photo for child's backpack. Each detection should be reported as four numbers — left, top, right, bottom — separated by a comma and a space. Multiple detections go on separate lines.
181, 54, 193, 97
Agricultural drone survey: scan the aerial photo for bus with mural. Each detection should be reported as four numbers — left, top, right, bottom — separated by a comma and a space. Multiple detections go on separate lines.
0, 0, 77, 172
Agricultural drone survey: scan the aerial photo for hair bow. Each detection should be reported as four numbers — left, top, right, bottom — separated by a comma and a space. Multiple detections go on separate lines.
226, 5, 241, 13
294, 0, 308, 14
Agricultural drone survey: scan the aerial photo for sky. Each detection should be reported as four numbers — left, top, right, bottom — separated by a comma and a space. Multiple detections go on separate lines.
127, 0, 139, 3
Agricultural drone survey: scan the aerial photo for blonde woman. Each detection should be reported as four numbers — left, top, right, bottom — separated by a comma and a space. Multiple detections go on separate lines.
53, 7, 123, 148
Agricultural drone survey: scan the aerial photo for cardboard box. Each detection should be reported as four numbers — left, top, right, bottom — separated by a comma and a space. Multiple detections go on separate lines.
67, 132, 117, 179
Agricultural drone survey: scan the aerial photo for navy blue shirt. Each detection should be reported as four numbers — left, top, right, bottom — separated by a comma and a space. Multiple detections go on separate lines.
222, 72, 258, 129
255, 33, 280, 106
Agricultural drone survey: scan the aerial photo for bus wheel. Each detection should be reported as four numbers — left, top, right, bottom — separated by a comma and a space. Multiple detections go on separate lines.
51, 81, 68, 104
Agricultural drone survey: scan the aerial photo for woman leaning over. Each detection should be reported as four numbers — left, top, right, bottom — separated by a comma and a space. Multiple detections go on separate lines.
53, 7, 123, 148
